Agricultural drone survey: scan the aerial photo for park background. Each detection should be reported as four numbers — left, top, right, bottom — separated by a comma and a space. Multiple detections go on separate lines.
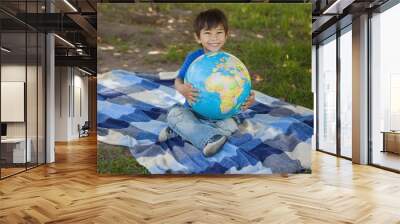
97, 3, 312, 174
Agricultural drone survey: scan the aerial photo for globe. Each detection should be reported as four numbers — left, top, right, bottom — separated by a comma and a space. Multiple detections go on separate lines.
184, 51, 252, 120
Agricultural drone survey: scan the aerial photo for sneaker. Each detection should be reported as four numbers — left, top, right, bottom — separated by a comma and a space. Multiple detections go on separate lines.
203, 135, 227, 157
158, 127, 177, 142
242, 119, 252, 128
238, 119, 255, 131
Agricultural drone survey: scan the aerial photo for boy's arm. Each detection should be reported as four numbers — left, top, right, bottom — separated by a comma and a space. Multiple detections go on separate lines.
175, 78, 198, 104
174, 78, 184, 91
175, 49, 204, 104
241, 91, 255, 111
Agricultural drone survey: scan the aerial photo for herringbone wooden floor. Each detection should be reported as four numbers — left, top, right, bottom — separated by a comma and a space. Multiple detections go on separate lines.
1, 136, 400, 224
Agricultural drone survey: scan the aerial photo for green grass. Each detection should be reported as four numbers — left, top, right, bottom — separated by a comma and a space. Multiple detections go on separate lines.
102, 36, 131, 53
222, 37, 312, 107
97, 142, 150, 175
142, 26, 155, 35
163, 43, 199, 63
157, 3, 311, 35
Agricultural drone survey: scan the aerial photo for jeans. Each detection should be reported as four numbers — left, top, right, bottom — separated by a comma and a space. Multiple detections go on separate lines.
166, 105, 239, 150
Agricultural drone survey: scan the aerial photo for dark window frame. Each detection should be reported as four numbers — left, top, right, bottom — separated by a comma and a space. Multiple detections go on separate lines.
315, 21, 352, 162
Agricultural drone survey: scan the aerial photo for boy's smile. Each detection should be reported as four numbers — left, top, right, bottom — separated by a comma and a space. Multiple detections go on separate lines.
195, 24, 227, 53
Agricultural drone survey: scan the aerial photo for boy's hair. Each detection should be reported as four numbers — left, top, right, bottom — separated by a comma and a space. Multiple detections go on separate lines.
193, 9, 228, 38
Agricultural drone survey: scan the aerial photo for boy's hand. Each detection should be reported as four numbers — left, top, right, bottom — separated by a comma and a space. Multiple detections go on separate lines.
178, 83, 199, 104
241, 91, 255, 111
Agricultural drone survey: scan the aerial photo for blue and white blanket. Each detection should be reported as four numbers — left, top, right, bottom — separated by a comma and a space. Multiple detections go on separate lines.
97, 69, 313, 174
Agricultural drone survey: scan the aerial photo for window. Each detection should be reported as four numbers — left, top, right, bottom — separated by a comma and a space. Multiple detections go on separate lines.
317, 35, 337, 154
339, 26, 352, 158
370, 2, 400, 171
0, 1, 46, 179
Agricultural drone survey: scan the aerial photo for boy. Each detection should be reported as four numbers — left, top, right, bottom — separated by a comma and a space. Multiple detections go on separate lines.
159, 8, 255, 157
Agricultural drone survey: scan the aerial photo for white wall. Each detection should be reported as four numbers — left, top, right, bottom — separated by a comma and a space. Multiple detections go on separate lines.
1, 65, 26, 140
1, 65, 28, 138
55, 67, 89, 141
55, 67, 69, 141
1, 65, 26, 81
1, 63, 46, 164
73, 73, 89, 137
1, 82, 25, 122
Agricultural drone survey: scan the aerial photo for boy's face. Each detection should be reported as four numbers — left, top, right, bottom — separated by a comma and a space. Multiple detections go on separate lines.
195, 24, 227, 53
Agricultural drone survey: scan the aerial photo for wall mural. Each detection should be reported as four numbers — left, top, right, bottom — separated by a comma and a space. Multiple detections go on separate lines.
97, 3, 313, 175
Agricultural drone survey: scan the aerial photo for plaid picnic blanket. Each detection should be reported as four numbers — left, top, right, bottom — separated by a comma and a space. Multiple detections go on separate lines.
97, 69, 313, 174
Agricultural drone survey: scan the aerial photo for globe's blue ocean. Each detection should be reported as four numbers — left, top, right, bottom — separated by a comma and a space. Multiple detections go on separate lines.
185, 51, 251, 120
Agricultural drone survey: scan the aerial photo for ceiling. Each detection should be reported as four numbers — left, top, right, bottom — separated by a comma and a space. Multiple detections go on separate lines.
312, 0, 390, 44
0, 0, 97, 74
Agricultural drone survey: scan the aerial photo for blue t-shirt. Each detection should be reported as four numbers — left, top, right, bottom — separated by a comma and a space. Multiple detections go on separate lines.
177, 49, 204, 107
177, 48, 204, 80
